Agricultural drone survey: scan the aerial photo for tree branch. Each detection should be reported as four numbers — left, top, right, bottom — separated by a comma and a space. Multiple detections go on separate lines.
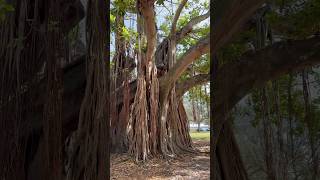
176, 11, 209, 42
212, 36, 320, 152
176, 73, 209, 97
211, 0, 265, 52
171, 0, 188, 36
160, 35, 210, 86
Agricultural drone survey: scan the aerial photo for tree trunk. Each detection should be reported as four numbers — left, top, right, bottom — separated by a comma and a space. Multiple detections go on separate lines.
127, 0, 158, 161
261, 88, 276, 180
216, 121, 249, 180
65, 0, 109, 179
110, 6, 130, 153
192, 98, 199, 132
272, 81, 288, 180
0, 0, 84, 179
43, 1, 64, 179
301, 70, 319, 180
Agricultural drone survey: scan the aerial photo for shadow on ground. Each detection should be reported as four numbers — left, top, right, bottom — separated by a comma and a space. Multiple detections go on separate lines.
111, 140, 210, 180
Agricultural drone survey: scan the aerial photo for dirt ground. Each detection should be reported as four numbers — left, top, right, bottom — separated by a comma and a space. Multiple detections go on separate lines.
111, 140, 210, 180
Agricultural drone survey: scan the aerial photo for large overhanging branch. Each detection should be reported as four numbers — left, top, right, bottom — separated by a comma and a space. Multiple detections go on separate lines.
157, 0, 265, 111
212, 0, 265, 52
176, 73, 209, 97
160, 0, 265, 85
157, 11, 209, 46
155, 11, 209, 70
215, 36, 320, 116
212, 36, 320, 152
160, 35, 210, 85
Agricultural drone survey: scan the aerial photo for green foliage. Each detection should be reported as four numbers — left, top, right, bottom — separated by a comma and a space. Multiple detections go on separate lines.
156, 0, 165, 5
188, 83, 209, 105
217, 28, 255, 65
112, 0, 135, 15
110, 14, 116, 24
0, 0, 14, 21
266, 0, 320, 39
248, 71, 320, 139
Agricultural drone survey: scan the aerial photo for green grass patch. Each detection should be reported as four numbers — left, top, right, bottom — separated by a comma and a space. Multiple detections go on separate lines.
189, 131, 210, 141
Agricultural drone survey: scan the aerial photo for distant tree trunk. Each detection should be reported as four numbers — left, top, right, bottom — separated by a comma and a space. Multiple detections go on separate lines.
301, 70, 319, 180
287, 73, 299, 180
261, 88, 276, 180
192, 99, 199, 132
272, 81, 288, 180
110, 5, 130, 153
205, 85, 210, 123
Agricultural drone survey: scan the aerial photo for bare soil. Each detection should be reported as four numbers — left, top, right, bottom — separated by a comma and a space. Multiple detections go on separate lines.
111, 140, 210, 180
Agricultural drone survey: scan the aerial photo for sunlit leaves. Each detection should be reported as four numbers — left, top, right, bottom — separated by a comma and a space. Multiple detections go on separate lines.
156, 0, 165, 5
110, 14, 116, 24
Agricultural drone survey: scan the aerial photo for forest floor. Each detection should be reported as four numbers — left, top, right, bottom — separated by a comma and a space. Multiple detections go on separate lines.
111, 140, 210, 180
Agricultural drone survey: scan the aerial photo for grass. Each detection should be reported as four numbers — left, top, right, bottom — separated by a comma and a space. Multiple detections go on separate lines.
189, 131, 210, 141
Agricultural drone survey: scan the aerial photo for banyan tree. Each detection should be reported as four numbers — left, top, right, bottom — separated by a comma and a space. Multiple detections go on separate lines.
1, 0, 320, 179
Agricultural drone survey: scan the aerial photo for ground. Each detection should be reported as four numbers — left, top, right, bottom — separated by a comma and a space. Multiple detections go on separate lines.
111, 132, 210, 180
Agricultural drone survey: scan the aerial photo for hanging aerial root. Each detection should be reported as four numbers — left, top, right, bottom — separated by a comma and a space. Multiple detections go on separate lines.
149, 65, 160, 155
127, 77, 149, 162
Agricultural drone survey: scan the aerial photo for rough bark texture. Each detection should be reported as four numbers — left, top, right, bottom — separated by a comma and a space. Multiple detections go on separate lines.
0, 0, 84, 179
301, 70, 319, 180
43, 1, 64, 179
110, 7, 130, 153
65, 0, 109, 179
127, 0, 160, 161
261, 88, 276, 180
216, 121, 249, 180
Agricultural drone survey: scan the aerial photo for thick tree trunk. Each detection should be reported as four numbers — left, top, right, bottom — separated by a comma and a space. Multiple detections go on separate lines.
65, 0, 109, 179
126, 0, 195, 161
216, 121, 249, 180
0, 0, 84, 179
127, 0, 160, 161
167, 96, 193, 153
42, 1, 65, 179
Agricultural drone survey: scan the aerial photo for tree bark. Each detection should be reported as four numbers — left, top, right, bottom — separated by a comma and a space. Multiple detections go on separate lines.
301, 70, 319, 180
261, 88, 276, 180
65, 0, 109, 179
216, 121, 249, 180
